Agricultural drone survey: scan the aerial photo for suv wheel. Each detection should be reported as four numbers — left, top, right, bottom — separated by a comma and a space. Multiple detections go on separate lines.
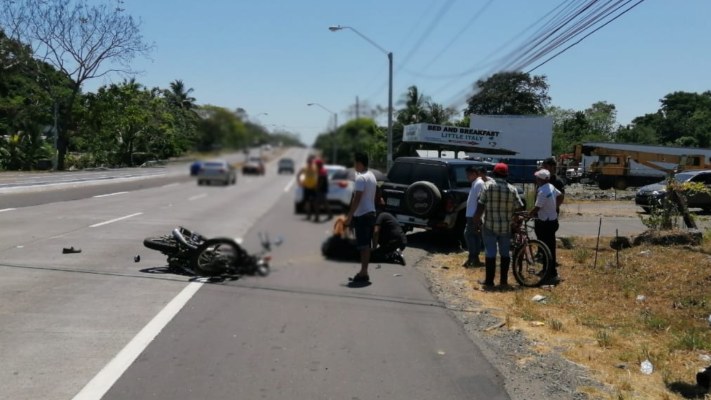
404, 181, 442, 217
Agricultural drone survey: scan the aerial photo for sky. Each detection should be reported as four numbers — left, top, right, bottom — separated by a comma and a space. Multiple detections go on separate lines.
87, 0, 711, 146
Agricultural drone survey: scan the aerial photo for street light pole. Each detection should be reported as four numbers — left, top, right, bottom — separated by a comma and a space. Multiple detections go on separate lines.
307, 102, 338, 164
329, 25, 393, 171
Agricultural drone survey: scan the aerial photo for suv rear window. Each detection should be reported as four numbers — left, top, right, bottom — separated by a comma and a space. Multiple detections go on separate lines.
387, 162, 413, 185
413, 163, 448, 188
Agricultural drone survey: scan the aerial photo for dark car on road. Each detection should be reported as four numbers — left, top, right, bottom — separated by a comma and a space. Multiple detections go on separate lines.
242, 156, 266, 175
277, 158, 295, 174
635, 169, 711, 213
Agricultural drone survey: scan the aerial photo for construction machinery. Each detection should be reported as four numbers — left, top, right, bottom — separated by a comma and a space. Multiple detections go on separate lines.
573, 142, 711, 190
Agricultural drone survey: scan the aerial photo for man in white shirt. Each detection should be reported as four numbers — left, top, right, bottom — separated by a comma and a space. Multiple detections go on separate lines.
345, 152, 377, 283
463, 165, 489, 267
529, 168, 563, 284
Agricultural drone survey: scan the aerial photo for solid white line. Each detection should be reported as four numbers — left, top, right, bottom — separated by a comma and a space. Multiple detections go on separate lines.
90, 212, 143, 228
188, 193, 207, 201
93, 191, 128, 198
71, 282, 203, 400
0, 208, 16, 213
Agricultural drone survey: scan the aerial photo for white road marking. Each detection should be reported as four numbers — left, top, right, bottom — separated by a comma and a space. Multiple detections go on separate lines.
90, 212, 143, 228
71, 282, 203, 400
93, 191, 128, 198
284, 178, 296, 192
162, 183, 179, 188
0, 208, 16, 213
188, 193, 207, 201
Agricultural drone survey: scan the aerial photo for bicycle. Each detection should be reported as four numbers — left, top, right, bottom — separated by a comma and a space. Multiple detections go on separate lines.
510, 211, 552, 287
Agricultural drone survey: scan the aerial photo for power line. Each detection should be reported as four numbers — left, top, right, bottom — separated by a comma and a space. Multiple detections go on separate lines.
526, 0, 645, 72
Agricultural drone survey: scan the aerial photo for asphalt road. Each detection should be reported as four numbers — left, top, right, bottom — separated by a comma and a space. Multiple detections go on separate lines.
0, 147, 509, 400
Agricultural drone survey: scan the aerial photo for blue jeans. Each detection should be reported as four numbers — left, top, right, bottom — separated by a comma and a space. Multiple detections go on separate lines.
481, 227, 511, 258
464, 219, 483, 260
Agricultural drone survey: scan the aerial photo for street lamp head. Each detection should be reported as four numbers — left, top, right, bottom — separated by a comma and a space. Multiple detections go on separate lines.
328, 25, 343, 32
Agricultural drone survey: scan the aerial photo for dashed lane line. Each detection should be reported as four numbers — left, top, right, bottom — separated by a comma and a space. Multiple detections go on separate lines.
89, 212, 143, 228
93, 192, 128, 198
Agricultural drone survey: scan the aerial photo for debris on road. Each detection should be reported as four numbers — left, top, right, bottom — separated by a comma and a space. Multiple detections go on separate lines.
62, 247, 81, 254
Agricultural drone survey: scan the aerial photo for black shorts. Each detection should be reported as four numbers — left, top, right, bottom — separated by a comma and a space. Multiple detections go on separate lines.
353, 212, 376, 250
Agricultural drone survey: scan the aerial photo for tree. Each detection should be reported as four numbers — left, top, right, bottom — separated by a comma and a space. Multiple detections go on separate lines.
396, 86, 429, 125
0, 30, 72, 170
165, 80, 196, 110
1, 0, 152, 170
78, 79, 156, 166
622, 91, 711, 148
194, 105, 248, 152
547, 102, 619, 155
465, 71, 550, 116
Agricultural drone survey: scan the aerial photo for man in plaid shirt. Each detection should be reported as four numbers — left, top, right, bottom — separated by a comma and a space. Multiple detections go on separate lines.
473, 163, 524, 290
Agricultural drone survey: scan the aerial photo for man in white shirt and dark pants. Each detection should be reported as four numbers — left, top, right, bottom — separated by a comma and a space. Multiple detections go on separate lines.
345, 152, 378, 283
529, 168, 563, 285
463, 165, 489, 267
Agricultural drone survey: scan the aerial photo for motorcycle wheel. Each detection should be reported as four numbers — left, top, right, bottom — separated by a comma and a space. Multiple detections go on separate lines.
190, 238, 242, 276
143, 236, 178, 253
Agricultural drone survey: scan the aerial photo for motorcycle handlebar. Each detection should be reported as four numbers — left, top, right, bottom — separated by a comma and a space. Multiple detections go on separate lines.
172, 228, 198, 251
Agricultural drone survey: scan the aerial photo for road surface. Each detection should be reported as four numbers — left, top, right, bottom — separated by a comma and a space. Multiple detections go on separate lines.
0, 148, 509, 400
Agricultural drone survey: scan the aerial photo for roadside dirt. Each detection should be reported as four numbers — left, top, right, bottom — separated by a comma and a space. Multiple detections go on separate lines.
411, 184, 710, 399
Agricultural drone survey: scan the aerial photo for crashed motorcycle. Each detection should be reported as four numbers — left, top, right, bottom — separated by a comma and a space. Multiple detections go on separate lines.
143, 226, 279, 277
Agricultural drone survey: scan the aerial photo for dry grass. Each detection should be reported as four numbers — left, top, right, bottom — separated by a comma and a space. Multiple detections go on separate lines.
429, 236, 711, 399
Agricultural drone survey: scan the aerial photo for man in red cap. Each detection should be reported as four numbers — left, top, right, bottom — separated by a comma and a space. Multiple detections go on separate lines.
473, 162, 524, 290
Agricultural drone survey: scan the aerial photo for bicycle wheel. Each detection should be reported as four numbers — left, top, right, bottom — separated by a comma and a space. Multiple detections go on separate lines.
512, 239, 551, 287
143, 236, 178, 253
190, 238, 242, 276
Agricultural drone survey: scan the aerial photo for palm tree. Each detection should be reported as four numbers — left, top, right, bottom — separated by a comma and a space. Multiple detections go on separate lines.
166, 80, 196, 110
396, 85, 430, 125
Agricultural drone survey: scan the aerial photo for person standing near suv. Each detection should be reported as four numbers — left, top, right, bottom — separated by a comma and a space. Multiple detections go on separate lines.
542, 157, 565, 215
529, 168, 563, 285
297, 155, 319, 220
345, 152, 378, 283
473, 163, 524, 290
463, 165, 490, 267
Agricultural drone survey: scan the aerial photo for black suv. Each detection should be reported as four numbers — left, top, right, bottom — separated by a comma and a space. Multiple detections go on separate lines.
380, 157, 495, 242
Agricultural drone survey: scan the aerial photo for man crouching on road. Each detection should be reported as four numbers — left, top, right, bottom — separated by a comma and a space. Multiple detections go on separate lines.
473, 163, 524, 290
345, 152, 377, 283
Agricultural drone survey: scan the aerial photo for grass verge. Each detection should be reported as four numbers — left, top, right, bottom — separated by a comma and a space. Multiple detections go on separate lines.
429, 235, 711, 399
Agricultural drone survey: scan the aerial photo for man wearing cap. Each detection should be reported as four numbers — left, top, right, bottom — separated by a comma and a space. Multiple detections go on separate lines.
542, 157, 565, 215
473, 162, 524, 289
530, 168, 563, 284
463, 165, 490, 267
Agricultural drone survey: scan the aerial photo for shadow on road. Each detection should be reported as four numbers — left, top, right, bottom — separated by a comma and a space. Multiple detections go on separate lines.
405, 230, 463, 254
